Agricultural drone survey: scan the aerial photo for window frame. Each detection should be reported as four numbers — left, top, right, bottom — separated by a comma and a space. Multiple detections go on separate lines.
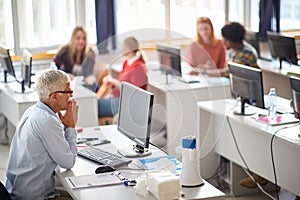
3, 0, 300, 55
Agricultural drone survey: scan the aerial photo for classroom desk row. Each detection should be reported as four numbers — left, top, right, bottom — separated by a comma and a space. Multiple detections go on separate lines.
0, 75, 98, 143
57, 125, 225, 200
0, 76, 98, 128
198, 99, 300, 196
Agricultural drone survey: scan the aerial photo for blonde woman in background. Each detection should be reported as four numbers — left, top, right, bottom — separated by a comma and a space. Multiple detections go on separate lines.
54, 26, 97, 90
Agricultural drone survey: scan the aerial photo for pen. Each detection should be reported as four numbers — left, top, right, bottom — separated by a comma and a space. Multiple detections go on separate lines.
124, 180, 136, 186
77, 138, 99, 141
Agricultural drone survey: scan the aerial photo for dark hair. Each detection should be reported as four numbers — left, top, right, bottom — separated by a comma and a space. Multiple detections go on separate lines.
221, 22, 245, 43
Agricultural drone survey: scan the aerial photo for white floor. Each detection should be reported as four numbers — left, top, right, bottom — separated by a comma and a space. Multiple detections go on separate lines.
0, 143, 297, 200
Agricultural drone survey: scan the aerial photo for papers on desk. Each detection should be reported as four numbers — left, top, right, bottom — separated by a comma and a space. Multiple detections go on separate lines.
65, 171, 126, 190
139, 156, 182, 175
253, 113, 298, 126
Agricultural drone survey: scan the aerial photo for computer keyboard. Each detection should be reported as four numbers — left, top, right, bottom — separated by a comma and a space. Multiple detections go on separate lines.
78, 146, 132, 168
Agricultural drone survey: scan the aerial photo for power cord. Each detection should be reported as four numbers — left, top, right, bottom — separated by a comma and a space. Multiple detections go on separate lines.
270, 122, 299, 200
149, 141, 168, 155
226, 112, 276, 200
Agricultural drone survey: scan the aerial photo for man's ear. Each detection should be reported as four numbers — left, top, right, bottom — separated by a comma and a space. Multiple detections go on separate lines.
49, 93, 57, 101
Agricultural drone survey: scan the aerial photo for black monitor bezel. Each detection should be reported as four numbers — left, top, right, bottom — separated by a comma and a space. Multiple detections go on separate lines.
0, 44, 16, 81
267, 31, 298, 68
157, 43, 181, 76
228, 62, 265, 115
290, 76, 300, 120
117, 82, 154, 149
21, 49, 33, 90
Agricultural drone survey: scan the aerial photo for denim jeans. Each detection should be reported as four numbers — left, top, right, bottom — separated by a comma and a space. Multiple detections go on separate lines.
97, 97, 119, 117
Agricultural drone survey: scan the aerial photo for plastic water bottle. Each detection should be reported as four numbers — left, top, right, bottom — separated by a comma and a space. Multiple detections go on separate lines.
50, 61, 57, 70
268, 88, 277, 122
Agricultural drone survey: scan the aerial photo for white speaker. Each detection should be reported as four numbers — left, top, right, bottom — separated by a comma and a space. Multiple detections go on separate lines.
180, 136, 204, 187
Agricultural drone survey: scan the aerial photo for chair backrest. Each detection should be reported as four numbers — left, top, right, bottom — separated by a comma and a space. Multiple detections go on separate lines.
245, 30, 260, 58
0, 181, 11, 200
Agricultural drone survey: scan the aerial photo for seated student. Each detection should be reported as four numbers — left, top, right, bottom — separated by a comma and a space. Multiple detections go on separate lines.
96, 36, 148, 117
54, 26, 97, 91
221, 22, 259, 69
5, 69, 78, 200
186, 17, 226, 76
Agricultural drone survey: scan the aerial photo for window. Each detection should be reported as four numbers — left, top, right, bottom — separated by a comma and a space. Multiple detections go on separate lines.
249, 0, 260, 32
280, 0, 300, 30
0, 0, 14, 48
16, 0, 76, 49
228, 0, 244, 24
85, 0, 97, 44
115, 0, 166, 42
170, 0, 225, 38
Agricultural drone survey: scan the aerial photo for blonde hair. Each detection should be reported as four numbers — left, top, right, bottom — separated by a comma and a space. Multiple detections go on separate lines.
67, 26, 90, 65
123, 36, 145, 63
36, 69, 70, 102
196, 17, 217, 46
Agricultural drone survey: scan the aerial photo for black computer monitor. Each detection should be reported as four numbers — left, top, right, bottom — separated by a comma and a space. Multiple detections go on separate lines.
267, 31, 298, 69
20, 49, 33, 93
157, 43, 181, 77
0, 44, 15, 82
117, 82, 154, 158
228, 62, 265, 115
290, 76, 300, 121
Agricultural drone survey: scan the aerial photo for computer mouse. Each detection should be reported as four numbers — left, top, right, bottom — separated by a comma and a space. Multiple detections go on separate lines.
95, 165, 115, 174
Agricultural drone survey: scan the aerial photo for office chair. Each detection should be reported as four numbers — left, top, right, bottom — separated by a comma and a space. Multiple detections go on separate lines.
0, 181, 11, 200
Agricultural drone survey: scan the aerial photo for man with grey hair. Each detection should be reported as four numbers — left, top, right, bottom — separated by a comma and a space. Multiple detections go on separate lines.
6, 69, 79, 200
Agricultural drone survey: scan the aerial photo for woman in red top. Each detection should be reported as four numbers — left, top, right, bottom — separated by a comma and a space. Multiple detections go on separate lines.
97, 36, 148, 117
186, 17, 227, 76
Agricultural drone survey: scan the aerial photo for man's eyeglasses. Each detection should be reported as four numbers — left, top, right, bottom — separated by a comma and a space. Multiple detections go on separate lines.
49, 90, 73, 97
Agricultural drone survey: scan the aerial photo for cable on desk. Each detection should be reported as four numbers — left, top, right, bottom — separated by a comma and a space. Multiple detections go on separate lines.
226, 113, 276, 200
149, 141, 168, 155
270, 122, 299, 200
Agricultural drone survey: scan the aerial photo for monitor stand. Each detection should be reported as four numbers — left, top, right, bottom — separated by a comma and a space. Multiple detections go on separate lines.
14, 80, 35, 94
1, 71, 15, 83
118, 145, 152, 158
234, 98, 256, 116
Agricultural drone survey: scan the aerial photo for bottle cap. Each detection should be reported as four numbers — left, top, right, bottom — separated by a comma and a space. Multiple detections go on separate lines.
270, 88, 276, 94
182, 136, 196, 149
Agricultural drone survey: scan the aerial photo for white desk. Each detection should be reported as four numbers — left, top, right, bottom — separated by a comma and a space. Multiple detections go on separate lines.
0, 76, 98, 128
198, 99, 300, 196
148, 70, 231, 156
258, 59, 300, 99
57, 125, 225, 200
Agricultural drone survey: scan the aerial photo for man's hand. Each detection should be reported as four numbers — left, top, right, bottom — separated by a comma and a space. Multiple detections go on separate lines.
58, 98, 79, 128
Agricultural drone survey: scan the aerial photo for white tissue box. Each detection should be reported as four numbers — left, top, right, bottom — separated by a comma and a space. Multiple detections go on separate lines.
146, 170, 180, 200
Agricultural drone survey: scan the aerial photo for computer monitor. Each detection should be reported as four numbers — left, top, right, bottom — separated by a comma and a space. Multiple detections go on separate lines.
117, 82, 154, 158
20, 49, 33, 93
267, 31, 298, 69
290, 76, 300, 121
157, 43, 181, 83
0, 44, 15, 82
228, 62, 265, 115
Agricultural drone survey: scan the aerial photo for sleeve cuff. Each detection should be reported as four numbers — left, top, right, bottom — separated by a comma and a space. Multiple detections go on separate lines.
64, 128, 77, 141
